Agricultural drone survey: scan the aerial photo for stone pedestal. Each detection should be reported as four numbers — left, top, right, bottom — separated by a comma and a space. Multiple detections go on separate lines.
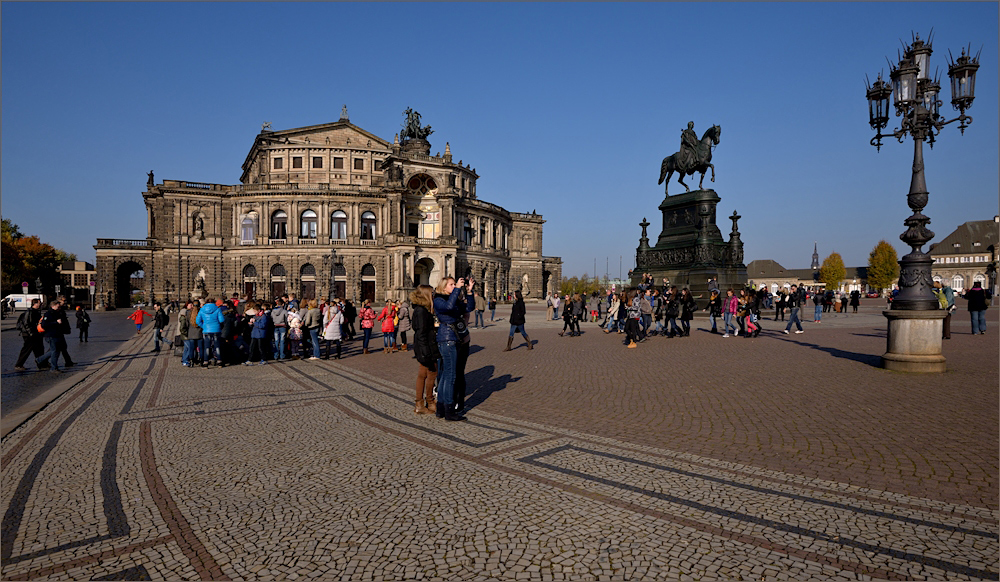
881, 310, 947, 373
632, 189, 746, 295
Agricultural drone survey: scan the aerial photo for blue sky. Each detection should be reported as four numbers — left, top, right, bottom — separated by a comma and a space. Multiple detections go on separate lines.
2, 2, 997, 279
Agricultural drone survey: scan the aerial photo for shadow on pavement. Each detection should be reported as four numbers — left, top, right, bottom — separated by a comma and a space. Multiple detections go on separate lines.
772, 333, 882, 367
464, 364, 521, 411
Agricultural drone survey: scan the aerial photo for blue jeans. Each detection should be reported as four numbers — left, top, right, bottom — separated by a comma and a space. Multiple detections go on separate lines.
154, 328, 171, 350
475, 311, 484, 327
667, 317, 681, 335
362, 328, 372, 351
182, 339, 194, 365
383, 332, 395, 348
436, 341, 458, 408
310, 328, 321, 358
202, 333, 221, 362
273, 327, 287, 359
490, 309, 496, 321
814, 305, 822, 321
509, 324, 526, 337
971, 310, 987, 334
709, 313, 718, 332
654, 319, 665, 334
786, 307, 803, 331
724, 312, 736, 334
605, 317, 617, 332
37, 336, 61, 369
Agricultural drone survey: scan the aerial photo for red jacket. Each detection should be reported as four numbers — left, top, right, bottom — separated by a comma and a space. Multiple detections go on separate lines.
127, 309, 153, 324
377, 305, 397, 333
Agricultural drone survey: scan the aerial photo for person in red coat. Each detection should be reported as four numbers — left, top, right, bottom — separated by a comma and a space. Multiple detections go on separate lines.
376, 300, 397, 354
127, 306, 153, 334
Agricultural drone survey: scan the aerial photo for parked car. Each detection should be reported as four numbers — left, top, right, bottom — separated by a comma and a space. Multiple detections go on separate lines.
866, 291, 880, 298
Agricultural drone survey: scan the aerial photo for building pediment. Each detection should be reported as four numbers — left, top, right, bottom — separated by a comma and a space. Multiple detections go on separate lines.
262, 121, 390, 150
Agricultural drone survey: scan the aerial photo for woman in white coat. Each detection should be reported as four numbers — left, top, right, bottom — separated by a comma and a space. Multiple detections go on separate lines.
322, 303, 345, 360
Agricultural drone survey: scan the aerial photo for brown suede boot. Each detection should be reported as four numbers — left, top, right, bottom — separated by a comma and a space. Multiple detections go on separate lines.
524, 335, 533, 350
503, 336, 514, 352
415, 399, 430, 414
425, 398, 436, 414
363, 348, 370, 355
400, 343, 407, 352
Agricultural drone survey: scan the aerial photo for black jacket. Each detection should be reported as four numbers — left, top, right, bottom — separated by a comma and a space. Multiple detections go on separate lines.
411, 304, 440, 368
154, 310, 169, 329
510, 299, 526, 326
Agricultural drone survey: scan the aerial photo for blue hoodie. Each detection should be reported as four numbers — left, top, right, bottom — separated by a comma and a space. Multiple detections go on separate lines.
196, 303, 225, 334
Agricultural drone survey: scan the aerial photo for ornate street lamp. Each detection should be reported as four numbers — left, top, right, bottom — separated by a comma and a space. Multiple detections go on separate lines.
866, 32, 980, 310
866, 32, 980, 372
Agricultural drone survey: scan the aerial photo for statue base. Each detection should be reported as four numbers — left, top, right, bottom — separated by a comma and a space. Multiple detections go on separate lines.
881, 310, 947, 373
633, 189, 747, 296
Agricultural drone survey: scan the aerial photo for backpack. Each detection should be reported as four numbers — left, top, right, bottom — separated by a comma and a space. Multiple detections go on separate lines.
16, 311, 31, 337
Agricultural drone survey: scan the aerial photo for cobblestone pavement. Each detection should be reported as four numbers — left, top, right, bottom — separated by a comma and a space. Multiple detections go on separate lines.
2, 302, 997, 580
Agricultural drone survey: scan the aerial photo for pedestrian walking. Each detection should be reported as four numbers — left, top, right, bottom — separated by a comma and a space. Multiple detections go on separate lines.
127, 305, 152, 334
504, 289, 532, 351
76, 305, 92, 342
489, 296, 497, 322
783, 285, 805, 334
473, 291, 485, 328
963, 281, 989, 335
705, 290, 722, 334
13, 298, 46, 371
722, 289, 738, 337
35, 300, 67, 372
152, 302, 173, 353
932, 281, 956, 339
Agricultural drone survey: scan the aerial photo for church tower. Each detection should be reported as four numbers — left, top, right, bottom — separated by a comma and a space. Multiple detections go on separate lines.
811, 242, 820, 271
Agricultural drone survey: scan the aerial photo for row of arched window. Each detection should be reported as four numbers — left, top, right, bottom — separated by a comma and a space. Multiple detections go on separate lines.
241, 210, 377, 242
242, 263, 376, 278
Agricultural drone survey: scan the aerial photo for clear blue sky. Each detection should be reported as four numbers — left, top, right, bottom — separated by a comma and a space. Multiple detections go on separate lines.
3, 2, 997, 279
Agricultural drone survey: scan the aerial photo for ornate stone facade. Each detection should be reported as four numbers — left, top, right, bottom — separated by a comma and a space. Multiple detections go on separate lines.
95, 114, 560, 308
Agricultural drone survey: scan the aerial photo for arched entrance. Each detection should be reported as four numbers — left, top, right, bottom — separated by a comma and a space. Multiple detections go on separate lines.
242, 264, 258, 300
300, 263, 316, 301
361, 264, 376, 302
414, 258, 435, 287
331, 264, 346, 300
115, 261, 145, 308
270, 264, 287, 300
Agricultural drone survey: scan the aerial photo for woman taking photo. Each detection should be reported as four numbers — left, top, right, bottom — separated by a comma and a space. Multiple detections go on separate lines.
504, 289, 532, 351
409, 285, 439, 415
433, 276, 469, 422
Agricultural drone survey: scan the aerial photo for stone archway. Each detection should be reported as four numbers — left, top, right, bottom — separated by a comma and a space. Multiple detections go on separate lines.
414, 258, 436, 288
115, 261, 145, 308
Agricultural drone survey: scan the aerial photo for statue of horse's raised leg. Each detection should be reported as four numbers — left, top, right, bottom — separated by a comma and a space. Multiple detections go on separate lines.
677, 173, 690, 192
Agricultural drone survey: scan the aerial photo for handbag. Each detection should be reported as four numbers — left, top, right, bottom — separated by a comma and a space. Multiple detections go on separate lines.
37, 321, 46, 334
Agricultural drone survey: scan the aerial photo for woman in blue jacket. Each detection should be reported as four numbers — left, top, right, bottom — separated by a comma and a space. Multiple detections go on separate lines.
432, 276, 469, 422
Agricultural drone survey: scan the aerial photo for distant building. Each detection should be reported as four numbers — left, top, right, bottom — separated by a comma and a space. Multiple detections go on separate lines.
747, 256, 868, 294
94, 111, 560, 308
56, 261, 96, 305
929, 217, 999, 293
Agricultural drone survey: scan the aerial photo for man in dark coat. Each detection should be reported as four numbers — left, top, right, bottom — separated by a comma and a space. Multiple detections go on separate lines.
14, 298, 46, 371
963, 281, 989, 335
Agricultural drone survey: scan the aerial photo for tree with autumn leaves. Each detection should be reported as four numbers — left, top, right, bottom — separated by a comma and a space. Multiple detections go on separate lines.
2, 218, 76, 296
818, 252, 847, 290
866, 240, 900, 292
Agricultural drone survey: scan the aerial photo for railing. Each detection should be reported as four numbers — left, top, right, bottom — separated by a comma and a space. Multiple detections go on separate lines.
360, 239, 377, 246
331, 239, 347, 245
298, 238, 317, 244
417, 238, 439, 246
233, 183, 384, 194
96, 238, 151, 247
268, 238, 287, 245
182, 182, 214, 190
240, 240, 257, 246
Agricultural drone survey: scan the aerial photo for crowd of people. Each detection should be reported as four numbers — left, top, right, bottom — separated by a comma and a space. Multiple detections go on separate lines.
13, 295, 89, 372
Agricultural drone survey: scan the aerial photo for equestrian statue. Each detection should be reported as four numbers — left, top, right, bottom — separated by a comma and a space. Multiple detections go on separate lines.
658, 122, 721, 195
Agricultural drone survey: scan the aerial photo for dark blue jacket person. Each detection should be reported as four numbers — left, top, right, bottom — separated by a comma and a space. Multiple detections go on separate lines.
433, 276, 469, 421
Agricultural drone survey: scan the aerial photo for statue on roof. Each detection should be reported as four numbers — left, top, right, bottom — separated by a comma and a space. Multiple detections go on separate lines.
401, 108, 433, 140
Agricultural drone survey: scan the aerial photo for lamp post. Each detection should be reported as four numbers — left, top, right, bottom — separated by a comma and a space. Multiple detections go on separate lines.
866, 32, 980, 372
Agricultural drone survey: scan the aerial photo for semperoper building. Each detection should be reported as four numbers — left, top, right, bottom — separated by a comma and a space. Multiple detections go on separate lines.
94, 109, 561, 308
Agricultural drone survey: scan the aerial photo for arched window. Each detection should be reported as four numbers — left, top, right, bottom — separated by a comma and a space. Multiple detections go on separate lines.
463, 220, 473, 245
241, 217, 256, 242
361, 264, 376, 277
331, 210, 347, 240
300, 210, 317, 239
271, 264, 286, 278
952, 274, 965, 291
242, 264, 257, 278
361, 211, 376, 240
406, 174, 438, 196
300, 263, 316, 276
332, 264, 347, 277
271, 210, 287, 239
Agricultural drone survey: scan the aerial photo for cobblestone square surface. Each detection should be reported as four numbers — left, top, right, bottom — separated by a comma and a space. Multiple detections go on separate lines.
2, 302, 997, 580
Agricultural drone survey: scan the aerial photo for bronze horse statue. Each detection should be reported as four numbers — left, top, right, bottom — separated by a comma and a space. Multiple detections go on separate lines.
658, 125, 721, 195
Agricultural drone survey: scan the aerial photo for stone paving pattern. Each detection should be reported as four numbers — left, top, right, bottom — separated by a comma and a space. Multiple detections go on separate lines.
1, 303, 997, 580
